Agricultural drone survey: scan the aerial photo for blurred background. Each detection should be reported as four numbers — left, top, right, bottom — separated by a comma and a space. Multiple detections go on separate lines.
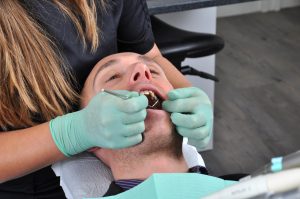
149, 0, 300, 176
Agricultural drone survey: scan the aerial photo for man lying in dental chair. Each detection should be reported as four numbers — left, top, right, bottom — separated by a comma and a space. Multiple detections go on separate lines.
59, 52, 300, 199
82, 53, 210, 196
79, 52, 218, 197
53, 52, 219, 198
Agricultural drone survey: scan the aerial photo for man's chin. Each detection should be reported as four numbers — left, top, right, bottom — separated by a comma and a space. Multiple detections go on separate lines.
146, 108, 169, 116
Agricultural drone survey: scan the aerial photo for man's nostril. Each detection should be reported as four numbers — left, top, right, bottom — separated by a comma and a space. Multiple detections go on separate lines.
133, 73, 140, 81
145, 71, 150, 79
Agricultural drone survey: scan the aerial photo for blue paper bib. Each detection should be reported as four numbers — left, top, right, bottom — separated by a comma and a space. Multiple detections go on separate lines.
85, 173, 236, 199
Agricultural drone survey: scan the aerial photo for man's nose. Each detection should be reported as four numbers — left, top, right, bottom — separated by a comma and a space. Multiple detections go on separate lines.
129, 63, 152, 85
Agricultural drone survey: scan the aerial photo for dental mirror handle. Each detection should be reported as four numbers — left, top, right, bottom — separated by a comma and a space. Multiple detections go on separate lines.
101, 89, 131, 100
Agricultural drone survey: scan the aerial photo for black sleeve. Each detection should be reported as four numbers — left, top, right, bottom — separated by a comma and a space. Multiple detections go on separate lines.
117, 0, 155, 54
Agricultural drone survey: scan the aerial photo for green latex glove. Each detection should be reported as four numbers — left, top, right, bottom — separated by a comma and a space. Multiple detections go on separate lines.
162, 87, 213, 150
50, 90, 148, 156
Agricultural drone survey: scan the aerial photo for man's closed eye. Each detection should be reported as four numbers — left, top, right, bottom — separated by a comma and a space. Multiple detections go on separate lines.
106, 74, 120, 82
150, 69, 160, 76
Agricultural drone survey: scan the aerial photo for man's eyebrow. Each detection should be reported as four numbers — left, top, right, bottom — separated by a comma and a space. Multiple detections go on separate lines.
138, 55, 160, 67
93, 59, 119, 89
138, 55, 151, 62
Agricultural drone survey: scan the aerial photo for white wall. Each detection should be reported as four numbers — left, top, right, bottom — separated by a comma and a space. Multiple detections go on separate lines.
155, 8, 217, 150
218, 0, 300, 18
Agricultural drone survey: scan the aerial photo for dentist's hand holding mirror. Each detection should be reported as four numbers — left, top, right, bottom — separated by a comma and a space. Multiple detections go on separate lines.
50, 90, 148, 157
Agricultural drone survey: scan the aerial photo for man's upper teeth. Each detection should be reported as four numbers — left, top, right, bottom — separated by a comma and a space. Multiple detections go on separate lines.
140, 90, 158, 100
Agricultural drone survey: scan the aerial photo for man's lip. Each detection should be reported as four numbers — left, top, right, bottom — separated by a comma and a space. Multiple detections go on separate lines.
132, 84, 167, 100
144, 109, 169, 132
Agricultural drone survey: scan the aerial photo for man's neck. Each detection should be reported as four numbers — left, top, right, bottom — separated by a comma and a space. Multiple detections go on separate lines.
111, 153, 188, 180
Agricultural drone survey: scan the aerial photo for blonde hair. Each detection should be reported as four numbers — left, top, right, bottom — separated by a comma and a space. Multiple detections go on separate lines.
0, 0, 104, 129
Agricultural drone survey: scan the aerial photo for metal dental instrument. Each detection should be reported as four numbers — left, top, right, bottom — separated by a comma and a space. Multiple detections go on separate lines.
102, 89, 160, 108
101, 89, 131, 100
147, 98, 159, 108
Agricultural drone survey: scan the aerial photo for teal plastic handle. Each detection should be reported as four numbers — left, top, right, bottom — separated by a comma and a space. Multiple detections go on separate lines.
271, 157, 283, 172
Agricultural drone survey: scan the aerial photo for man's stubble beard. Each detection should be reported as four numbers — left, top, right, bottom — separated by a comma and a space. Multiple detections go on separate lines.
114, 124, 183, 165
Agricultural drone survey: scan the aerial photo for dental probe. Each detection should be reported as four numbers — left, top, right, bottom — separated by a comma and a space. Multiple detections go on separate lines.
101, 89, 131, 100
101, 89, 160, 109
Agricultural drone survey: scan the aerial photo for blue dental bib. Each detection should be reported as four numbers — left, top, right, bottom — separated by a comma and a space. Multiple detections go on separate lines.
85, 173, 236, 199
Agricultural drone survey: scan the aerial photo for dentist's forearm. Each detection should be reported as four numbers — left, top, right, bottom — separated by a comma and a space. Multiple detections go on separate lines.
145, 44, 192, 88
153, 55, 192, 88
0, 123, 66, 182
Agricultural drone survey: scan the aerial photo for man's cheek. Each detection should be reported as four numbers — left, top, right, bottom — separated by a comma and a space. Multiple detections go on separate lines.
160, 81, 173, 93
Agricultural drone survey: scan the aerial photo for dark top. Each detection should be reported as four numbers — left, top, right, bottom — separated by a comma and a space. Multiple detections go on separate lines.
0, 1, 154, 198
23, 0, 154, 91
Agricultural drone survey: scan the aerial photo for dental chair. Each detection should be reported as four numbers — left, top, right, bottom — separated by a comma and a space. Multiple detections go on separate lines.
150, 16, 224, 82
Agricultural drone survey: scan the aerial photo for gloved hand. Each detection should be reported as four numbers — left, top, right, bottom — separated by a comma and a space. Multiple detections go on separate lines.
162, 87, 213, 150
50, 90, 148, 156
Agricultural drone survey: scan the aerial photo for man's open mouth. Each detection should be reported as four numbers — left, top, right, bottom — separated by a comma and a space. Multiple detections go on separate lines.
140, 90, 162, 110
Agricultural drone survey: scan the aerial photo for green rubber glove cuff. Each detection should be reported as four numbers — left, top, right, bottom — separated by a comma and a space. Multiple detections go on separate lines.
50, 111, 88, 157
